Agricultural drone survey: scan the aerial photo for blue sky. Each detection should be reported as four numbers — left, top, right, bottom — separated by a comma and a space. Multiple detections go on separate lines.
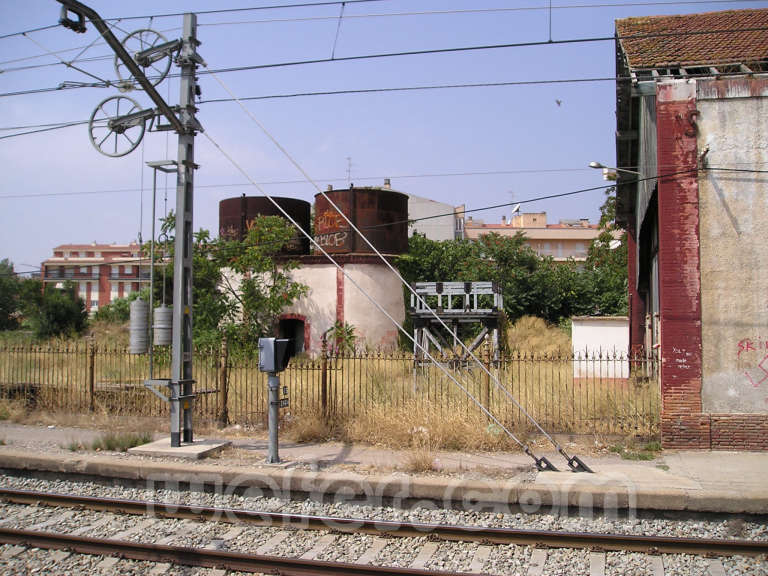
0, 0, 764, 272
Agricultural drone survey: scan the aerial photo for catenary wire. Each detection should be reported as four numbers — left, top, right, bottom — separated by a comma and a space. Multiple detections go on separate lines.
1, 0, 762, 40
198, 0, 768, 27
2, 21, 766, 81
3, 0, 764, 72
0, 164, 764, 199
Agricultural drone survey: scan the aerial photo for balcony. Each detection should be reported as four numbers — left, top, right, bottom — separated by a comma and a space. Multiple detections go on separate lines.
44, 269, 101, 280
109, 271, 151, 281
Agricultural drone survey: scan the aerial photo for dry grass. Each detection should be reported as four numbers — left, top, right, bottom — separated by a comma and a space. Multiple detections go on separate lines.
284, 410, 336, 443
343, 402, 525, 452
507, 316, 571, 355
0, 337, 660, 445
0, 399, 28, 422
85, 320, 130, 347
402, 446, 438, 472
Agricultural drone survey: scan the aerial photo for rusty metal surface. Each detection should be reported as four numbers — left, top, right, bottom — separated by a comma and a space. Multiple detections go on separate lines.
219, 196, 310, 254
314, 188, 408, 255
2, 488, 767, 557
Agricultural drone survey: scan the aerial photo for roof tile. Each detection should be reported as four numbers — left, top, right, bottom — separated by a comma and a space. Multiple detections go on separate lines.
616, 8, 768, 70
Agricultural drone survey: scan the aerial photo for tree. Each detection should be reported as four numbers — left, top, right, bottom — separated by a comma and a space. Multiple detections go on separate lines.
156, 213, 307, 347
0, 259, 20, 330
24, 281, 88, 338
94, 288, 149, 323
214, 216, 308, 345
397, 232, 587, 325
583, 188, 628, 316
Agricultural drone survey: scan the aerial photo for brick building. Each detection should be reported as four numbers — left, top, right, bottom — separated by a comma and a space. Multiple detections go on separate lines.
614, 8, 768, 449
41, 243, 149, 314
464, 212, 603, 262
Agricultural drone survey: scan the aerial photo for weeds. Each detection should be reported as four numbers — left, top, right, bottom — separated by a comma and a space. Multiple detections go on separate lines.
0, 399, 27, 422
610, 439, 661, 461
284, 411, 335, 443
91, 431, 153, 452
403, 447, 437, 472
343, 402, 524, 452
65, 439, 85, 452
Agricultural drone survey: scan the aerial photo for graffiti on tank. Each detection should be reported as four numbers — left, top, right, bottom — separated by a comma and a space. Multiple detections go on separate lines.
316, 210, 347, 233
315, 231, 349, 248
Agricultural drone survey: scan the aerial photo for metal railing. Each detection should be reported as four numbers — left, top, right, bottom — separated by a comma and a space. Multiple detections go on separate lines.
0, 342, 659, 436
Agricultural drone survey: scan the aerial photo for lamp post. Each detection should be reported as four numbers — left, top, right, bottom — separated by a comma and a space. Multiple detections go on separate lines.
588, 161, 642, 181
146, 160, 178, 378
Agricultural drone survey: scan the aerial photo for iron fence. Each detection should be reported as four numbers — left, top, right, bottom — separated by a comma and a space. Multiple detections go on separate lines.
0, 342, 659, 436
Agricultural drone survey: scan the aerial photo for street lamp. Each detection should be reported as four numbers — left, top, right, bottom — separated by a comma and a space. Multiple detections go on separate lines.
589, 161, 642, 181
146, 160, 178, 377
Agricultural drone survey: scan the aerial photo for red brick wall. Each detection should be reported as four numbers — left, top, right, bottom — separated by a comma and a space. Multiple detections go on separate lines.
654, 82, 768, 451
656, 83, 705, 447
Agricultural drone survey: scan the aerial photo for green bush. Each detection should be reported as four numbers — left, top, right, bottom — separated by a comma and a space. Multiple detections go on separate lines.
91, 431, 153, 452
27, 283, 88, 339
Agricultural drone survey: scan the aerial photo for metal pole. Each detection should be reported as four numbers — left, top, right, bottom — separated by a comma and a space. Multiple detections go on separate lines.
267, 373, 280, 463
149, 167, 156, 379
171, 13, 200, 447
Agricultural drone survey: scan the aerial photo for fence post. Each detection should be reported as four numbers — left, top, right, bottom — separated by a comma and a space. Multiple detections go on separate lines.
88, 340, 95, 412
480, 340, 491, 411
218, 338, 229, 426
321, 334, 328, 418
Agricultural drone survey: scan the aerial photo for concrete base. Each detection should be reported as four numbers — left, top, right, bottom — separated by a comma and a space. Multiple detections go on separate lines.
261, 459, 296, 469
128, 437, 231, 460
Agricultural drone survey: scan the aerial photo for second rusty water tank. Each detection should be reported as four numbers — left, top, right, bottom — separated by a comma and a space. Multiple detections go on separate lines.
218, 196, 311, 255
313, 187, 408, 255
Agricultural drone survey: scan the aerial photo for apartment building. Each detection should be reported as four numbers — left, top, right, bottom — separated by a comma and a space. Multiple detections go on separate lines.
464, 212, 603, 262
41, 243, 149, 313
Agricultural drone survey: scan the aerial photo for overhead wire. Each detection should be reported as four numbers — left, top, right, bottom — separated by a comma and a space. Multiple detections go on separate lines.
2, 20, 766, 84
4, 165, 764, 278
1, 0, 762, 41
0, 163, 764, 199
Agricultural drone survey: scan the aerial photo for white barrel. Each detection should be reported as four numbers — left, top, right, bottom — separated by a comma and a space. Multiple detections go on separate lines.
153, 304, 172, 346
129, 299, 149, 354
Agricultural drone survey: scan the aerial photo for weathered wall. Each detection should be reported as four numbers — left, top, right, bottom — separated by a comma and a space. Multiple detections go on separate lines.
698, 80, 768, 414
343, 263, 404, 350
655, 80, 708, 448
407, 195, 457, 241
283, 258, 404, 352
284, 264, 337, 353
571, 317, 629, 379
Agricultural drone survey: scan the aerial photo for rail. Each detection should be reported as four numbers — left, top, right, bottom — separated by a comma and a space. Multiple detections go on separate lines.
1, 488, 765, 557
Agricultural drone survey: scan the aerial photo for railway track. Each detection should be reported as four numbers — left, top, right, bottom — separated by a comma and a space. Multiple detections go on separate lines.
0, 487, 766, 575
1, 488, 766, 558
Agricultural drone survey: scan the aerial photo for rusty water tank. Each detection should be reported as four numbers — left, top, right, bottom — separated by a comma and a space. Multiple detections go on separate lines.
218, 196, 311, 255
313, 187, 408, 255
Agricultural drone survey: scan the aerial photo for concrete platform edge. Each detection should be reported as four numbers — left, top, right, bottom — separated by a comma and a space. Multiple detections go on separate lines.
1, 449, 766, 514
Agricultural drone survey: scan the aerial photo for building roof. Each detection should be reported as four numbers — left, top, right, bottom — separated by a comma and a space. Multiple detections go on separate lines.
616, 8, 768, 71
51, 243, 140, 251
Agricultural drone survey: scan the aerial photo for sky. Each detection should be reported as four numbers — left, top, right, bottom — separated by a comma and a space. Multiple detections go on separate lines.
0, 0, 764, 274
